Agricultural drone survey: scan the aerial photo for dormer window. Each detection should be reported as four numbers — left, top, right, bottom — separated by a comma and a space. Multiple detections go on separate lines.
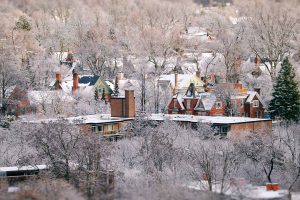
253, 100, 259, 108
216, 102, 222, 109
174, 99, 178, 109
187, 100, 191, 109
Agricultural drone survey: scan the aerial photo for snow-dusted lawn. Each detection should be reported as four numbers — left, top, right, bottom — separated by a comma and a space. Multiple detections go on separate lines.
187, 181, 291, 199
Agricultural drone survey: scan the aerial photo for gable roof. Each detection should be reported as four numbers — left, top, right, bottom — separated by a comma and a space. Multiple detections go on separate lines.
245, 91, 266, 108
172, 93, 185, 110
194, 93, 217, 111
50, 74, 113, 94
159, 74, 205, 89
79, 75, 99, 86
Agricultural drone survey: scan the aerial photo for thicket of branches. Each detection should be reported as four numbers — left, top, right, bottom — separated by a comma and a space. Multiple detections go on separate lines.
0, 0, 299, 113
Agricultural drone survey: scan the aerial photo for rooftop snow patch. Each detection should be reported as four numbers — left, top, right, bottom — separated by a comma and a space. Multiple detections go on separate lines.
149, 114, 271, 124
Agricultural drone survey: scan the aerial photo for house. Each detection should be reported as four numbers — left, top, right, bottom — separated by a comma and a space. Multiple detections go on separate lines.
149, 114, 272, 137
50, 71, 114, 101
109, 72, 138, 97
167, 83, 266, 118
25, 90, 136, 141
158, 70, 206, 95
6, 87, 75, 117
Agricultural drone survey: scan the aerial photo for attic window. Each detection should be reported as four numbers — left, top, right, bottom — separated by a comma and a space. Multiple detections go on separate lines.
216, 102, 222, 109
253, 100, 259, 108
187, 100, 191, 109
174, 99, 178, 109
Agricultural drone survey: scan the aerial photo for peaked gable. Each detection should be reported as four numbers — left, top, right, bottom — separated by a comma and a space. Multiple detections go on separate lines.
246, 91, 266, 108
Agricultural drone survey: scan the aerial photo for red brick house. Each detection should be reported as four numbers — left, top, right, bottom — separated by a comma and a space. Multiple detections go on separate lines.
168, 83, 266, 118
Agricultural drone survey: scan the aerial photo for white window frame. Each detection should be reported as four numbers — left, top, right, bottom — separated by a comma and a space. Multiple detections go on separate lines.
92, 126, 97, 132
97, 125, 103, 132
216, 101, 222, 109
107, 124, 114, 131
186, 100, 191, 109
253, 100, 259, 108
255, 111, 260, 118
174, 99, 177, 109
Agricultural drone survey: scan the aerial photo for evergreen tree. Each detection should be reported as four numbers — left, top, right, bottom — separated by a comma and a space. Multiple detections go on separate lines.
114, 76, 119, 96
269, 58, 300, 122
101, 88, 106, 101
94, 89, 99, 101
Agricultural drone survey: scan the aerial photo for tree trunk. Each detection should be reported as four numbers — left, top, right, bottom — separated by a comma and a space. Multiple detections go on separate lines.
141, 73, 146, 112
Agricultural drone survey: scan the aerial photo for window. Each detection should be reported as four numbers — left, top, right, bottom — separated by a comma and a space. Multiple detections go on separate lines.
98, 126, 103, 132
92, 126, 97, 132
255, 111, 260, 118
107, 124, 114, 131
186, 100, 191, 109
174, 99, 177, 109
92, 125, 103, 132
215, 126, 230, 136
216, 102, 222, 109
253, 100, 259, 108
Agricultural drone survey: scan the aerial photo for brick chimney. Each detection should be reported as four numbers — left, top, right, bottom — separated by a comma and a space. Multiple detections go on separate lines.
125, 90, 135, 117
255, 54, 260, 66
110, 90, 135, 118
55, 72, 62, 91
174, 72, 179, 92
72, 72, 79, 93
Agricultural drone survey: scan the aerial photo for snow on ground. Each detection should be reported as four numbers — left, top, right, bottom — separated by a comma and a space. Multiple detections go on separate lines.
187, 181, 292, 199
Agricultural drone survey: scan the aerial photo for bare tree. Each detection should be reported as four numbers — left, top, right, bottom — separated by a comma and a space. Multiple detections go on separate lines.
235, 132, 285, 184
243, 1, 299, 82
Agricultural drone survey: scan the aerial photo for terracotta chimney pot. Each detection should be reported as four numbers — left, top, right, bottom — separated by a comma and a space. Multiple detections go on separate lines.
55, 72, 62, 91
72, 72, 79, 93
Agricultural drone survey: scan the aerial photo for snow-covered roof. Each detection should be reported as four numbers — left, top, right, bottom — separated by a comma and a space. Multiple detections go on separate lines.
246, 91, 266, 108
117, 79, 139, 96
174, 93, 185, 110
159, 74, 204, 89
0, 165, 47, 172
50, 74, 107, 94
25, 114, 134, 125
149, 114, 271, 124
194, 93, 217, 111
28, 91, 74, 105
182, 27, 209, 40
105, 80, 115, 91
67, 114, 134, 124
53, 52, 69, 61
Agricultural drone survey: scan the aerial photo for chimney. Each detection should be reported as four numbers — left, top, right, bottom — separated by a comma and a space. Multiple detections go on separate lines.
55, 72, 62, 91
175, 72, 179, 89
255, 54, 260, 66
254, 88, 261, 95
72, 72, 79, 93
196, 70, 201, 79
125, 90, 135, 117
